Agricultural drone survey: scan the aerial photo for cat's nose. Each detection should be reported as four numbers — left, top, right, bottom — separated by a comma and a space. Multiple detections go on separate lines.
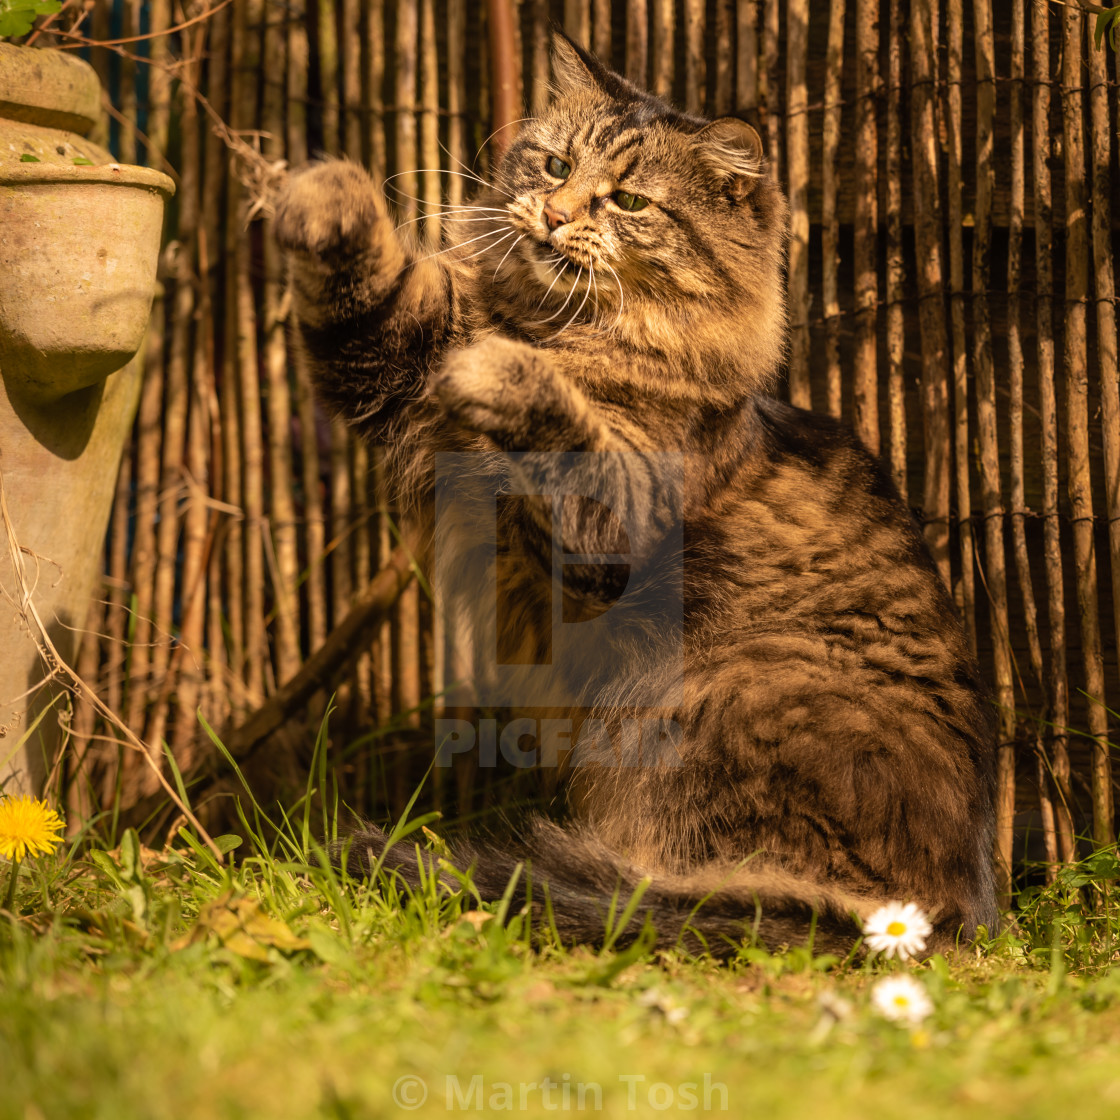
543, 203, 570, 231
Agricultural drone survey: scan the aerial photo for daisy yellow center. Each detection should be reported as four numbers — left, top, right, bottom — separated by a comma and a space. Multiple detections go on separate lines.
893, 995, 911, 1007
886, 920, 907, 936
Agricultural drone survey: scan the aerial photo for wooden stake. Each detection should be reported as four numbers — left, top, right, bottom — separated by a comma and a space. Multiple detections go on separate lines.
1090, 0, 1120, 806
736, 0, 757, 114
626, 0, 648, 87
973, 0, 1015, 905
885, 0, 906, 499
908, 0, 951, 586
946, 0, 976, 652
1031, 0, 1075, 863
853, 0, 879, 454
652, 0, 674, 100
822, 0, 845, 421
1062, 8, 1113, 850
786, 0, 810, 408
1007, 0, 1055, 873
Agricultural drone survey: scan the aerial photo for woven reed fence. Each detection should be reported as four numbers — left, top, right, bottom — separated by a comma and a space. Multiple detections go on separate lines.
30, 0, 1120, 893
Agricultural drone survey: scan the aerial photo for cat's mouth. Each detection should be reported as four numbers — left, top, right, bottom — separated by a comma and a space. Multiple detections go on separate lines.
524, 235, 594, 281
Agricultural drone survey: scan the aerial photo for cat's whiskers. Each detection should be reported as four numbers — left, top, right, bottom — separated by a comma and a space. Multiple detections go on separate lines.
417, 224, 512, 263
493, 234, 526, 279
382, 167, 516, 200
602, 261, 626, 334
534, 257, 571, 311
458, 228, 519, 264
538, 265, 583, 323
551, 263, 596, 339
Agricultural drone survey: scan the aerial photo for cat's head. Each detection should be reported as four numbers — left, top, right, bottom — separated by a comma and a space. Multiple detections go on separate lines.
476, 34, 788, 394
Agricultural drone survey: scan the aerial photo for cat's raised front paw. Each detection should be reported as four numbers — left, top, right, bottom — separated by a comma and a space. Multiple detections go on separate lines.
432, 336, 584, 451
274, 160, 385, 259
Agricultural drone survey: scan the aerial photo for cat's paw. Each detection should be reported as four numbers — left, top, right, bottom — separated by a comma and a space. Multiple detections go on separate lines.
432, 336, 581, 451
274, 160, 386, 259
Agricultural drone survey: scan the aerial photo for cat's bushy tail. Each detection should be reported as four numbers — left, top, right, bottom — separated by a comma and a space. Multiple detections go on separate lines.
340, 817, 876, 958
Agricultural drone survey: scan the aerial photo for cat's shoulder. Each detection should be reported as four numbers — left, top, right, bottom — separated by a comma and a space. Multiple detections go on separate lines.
746, 395, 910, 515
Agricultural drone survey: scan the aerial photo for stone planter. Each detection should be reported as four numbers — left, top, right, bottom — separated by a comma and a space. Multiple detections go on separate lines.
0, 43, 175, 796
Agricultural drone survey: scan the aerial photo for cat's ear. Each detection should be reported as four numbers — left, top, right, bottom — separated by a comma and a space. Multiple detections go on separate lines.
695, 118, 765, 202
550, 31, 610, 97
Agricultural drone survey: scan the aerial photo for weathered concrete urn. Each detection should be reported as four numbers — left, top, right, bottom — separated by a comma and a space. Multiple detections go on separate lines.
0, 43, 175, 795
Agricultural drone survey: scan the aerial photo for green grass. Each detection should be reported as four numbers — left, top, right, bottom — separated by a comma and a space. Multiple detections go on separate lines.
3, 755, 1120, 1120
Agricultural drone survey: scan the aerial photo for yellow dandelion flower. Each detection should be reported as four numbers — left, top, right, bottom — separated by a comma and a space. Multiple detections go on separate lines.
0, 795, 65, 862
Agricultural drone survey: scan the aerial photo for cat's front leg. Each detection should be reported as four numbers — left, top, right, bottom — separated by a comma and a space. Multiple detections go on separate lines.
275, 161, 458, 443
432, 335, 598, 453
433, 337, 682, 562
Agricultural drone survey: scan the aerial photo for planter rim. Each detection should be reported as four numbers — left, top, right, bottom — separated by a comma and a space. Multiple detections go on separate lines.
0, 43, 101, 135
0, 162, 176, 197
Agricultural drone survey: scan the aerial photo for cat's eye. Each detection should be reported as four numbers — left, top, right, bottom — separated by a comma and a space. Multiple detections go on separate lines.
613, 190, 649, 212
547, 156, 571, 179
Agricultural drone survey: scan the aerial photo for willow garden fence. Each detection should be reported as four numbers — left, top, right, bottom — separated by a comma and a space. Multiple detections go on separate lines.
28, 0, 1120, 898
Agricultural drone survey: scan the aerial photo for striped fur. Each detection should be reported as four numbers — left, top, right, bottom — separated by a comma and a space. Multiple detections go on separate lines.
275, 35, 997, 958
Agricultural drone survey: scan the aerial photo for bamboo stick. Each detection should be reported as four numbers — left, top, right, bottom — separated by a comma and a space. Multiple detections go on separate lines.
684, 0, 704, 115
372, 452, 394, 726
763, 0, 780, 180
88, 0, 110, 150
395, 0, 419, 222
736, 0, 757, 113
853, 0, 879, 455
142, 3, 202, 772
124, 297, 165, 737
714, 0, 733, 115
353, 0, 378, 723
219, 4, 248, 701
104, 442, 130, 717
236, 0, 267, 701
263, 0, 301, 686
1031, 0, 1075, 863
973, 0, 1015, 904
530, 0, 551, 114
1062, 9, 1113, 850
1090, 0, 1120, 775
328, 421, 353, 632
946, 0, 975, 652
592, 0, 611, 62
1007, 0, 1055, 872
395, 0, 423, 748
68, 604, 102, 823
449, 0, 468, 204
908, 0, 950, 586
1007, 0, 1044, 695
124, 0, 173, 738
342, 0, 362, 158
118, 0, 139, 166
822, 0, 845, 421
288, 2, 328, 659
785, 0, 809, 408
564, 0, 590, 47
146, 0, 173, 168
319, 0, 340, 157
350, 441, 373, 717
201, 0, 232, 727
421, 0, 441, 244
626, 0, 647, 87
652, 0, 674, 100
362, 0, 387, 172
885, 0, 906, 500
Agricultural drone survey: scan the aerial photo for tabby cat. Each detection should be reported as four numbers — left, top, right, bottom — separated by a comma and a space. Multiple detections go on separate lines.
274, 35, 997, 956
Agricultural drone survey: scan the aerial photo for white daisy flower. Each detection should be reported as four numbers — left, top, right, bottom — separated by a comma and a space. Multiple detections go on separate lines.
863, 901, 932, 960
871, 974, 934, 1025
